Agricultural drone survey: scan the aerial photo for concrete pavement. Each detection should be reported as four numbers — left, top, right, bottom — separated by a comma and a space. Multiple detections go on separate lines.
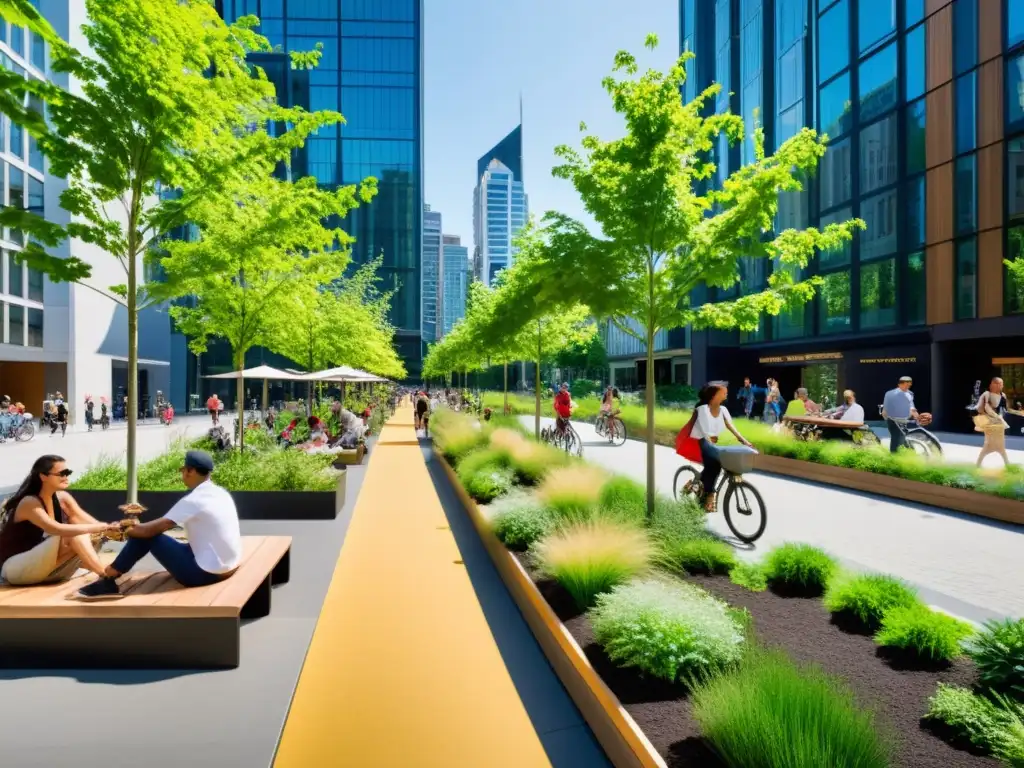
523, 416, 1024, 622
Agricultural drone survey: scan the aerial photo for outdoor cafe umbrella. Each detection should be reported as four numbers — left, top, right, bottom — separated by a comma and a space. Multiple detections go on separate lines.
301, 366, 389, 401
204, 365, 307, 412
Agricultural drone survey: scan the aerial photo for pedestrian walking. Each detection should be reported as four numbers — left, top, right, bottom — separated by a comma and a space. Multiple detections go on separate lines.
882, 376, 920, 453
974, 377, 1011, 468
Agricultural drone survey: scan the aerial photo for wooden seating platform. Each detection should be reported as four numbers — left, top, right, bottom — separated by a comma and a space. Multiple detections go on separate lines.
0, 535, 291, 669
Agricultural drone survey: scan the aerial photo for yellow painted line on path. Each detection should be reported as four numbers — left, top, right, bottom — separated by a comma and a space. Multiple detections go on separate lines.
274, 406, 551, 768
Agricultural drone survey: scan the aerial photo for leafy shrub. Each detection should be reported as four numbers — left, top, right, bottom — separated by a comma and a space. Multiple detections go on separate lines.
457, 451, 515, 503
656, 384, 698, 405
823, 573, 924, 631
991, 694, 1024, 765
536, 464, 607, 521
964, 618, 1024, 697
589, 578, 745, 683
763, 543, 838, 595
597, 475, 647, 523
649, 493, 711, 546
137, 447, 187, 491
489, 495, 554, 550
729, 561, 768, 592
924, 684, 1024, 760
691, 648, 892, 768
874, 604, 975, 662
534, 521, 652, 609
659, 538, 737, 575
570, 378, 602, 398
71, 455, 127, 490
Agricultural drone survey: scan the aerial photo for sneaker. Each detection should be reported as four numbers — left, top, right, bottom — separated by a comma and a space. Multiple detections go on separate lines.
75, 577, 123, 601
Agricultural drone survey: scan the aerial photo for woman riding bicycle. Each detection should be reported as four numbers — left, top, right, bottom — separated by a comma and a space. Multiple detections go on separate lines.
553, 383, 573, 434
690, 383, 754, 512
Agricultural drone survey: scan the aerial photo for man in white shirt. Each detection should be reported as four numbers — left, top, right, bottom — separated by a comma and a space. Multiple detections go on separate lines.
76, 450, 243, 601
838, 390, 865, 423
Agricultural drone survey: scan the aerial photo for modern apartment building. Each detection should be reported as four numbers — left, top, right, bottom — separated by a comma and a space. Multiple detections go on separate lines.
0, 1, 173, 420
422, 205, 442, 342
441, 234, 469, 336
473, 125, 528, 286
682, 0, 1024, 428
218, 0, 425, 378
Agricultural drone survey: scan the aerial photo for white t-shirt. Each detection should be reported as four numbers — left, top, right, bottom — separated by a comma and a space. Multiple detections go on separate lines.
691, 404, 733, 440
165, 479, 243, 574
841, 402, 865, 423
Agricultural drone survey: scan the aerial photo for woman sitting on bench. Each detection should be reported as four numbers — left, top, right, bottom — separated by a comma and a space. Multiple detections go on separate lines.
75, 450, 243, 601
0, 455, 122, 586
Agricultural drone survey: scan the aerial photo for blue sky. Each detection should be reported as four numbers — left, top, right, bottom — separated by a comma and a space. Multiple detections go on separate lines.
423, 0, 679, 245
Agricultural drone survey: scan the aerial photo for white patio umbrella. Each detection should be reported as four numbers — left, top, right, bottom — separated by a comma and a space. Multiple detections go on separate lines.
204, 365, 307, 411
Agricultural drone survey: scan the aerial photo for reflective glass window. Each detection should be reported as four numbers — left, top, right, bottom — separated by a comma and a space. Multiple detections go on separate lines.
860, 188, 898, 260
905, 0, 925, 28
1010, 138, 1024, 221
818, 0, 849, 83
818, 270, 851, 333
906, 177, 926, 248
858, 0, 896, 54
27, 307, 41, 347
859, 114, 898, 194
819, 73, 852, 138
777, 0, 805, 51
904, 24, 925, 102
860, 257, 897, 328
1009, 54, 1024, 131
907, 252, 926, 325
956, 238, 977, 320
953, 0, 977, 76
10, 25, 23, 57
778, 45, 803, 110
9, 113, 23, 161
30, 31, 44, 71
819, 207, 852, 268
1007, 226, 1024, 314
859, 42, 897, 123
955, 72, 976, 155
777, 101, 804, 144
777, 189, 809, 230
7, 250, 23, 296
955, 154, 977, 235
1012, 0, 1024, 50
27, 267, 43, 302
906, 98, 926, 175
820, 138, 852, 209
7, 167, 23, 245
8, 303, 23, 345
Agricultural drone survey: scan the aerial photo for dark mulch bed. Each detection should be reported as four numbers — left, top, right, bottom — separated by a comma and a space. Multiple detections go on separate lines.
511, 552, 998, 768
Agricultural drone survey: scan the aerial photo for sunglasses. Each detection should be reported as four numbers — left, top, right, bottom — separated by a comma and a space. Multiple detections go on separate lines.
49, 469, 73, 478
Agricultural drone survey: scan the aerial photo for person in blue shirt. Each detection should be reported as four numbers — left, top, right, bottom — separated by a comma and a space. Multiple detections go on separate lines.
881, 376, 920, 453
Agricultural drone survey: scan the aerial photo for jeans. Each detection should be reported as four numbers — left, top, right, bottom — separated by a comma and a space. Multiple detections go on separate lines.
699, 438, 722, 496
111, 534, 225, 588
886, 419, 906, 454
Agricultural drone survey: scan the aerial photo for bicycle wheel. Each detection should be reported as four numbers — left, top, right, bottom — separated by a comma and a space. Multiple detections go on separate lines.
722, 478, 767, 543
906, 435, 932, 458
566, 425, 584, 457
594, 417, 605, 437
16, 423, 35, 441
609, 417, 627, 446
673, 465, 702, 502
910, 430, 943, 457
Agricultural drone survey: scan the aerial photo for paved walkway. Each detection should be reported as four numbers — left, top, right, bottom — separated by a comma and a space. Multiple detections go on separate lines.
275, 406, 606, 768
523, 416, 1024, 622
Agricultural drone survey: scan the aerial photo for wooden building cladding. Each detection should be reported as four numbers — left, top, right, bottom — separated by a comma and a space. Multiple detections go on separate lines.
924, 0, 1006, 324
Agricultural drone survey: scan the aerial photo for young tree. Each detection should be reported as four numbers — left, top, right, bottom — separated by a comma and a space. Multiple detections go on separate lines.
526, 36, 863, 517
0, 0, 336, 502
154, 172, 376, 448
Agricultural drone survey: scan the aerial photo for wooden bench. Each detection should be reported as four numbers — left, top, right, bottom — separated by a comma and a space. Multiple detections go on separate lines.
0, 535, 291, 669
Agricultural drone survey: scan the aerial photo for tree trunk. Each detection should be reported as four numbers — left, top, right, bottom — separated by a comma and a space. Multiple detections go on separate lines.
126, 250, 139, 505
262, 378, 269, 414
236, 351, 246, 451
645, 330, 656, 521
534, 320, 542, 439
503, 362, 508, 415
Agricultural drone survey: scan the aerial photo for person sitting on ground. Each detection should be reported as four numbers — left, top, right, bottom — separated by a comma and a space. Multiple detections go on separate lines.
0, 455, 120, 586
335, 406, 364, 448
76, 450, 242, 601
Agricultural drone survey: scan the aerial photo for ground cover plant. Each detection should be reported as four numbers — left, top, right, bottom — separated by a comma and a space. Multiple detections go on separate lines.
762, 543, 838, 595
925, 684, 1024, 763
874, 604, 976, 663
965, 618, 1024, 697
824, 573, 925, 631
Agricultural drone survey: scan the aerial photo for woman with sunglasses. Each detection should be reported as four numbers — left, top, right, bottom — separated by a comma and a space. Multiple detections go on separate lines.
0, 455, 120, 587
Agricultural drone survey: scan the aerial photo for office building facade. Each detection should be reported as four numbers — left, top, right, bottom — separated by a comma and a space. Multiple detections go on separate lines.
218, 0, 425, 378
473, 125, 528, 286
441, 234, 468, 336
421, 205, 442, 342
683, 0, 1024, 428
1, 1, 173, 419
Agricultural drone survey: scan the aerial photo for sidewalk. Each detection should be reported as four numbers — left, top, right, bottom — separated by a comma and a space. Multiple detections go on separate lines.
274, 407, 599, 767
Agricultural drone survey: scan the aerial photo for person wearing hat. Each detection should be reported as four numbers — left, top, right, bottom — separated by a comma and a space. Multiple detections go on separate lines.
882, 376, 921, 454
75, 450, 243, 601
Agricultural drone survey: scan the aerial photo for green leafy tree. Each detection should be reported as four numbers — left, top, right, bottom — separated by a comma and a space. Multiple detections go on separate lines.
523, 36, 863, 516
154, 172, 376, 449
556, 333, 608, 380
0, 0, 336, 502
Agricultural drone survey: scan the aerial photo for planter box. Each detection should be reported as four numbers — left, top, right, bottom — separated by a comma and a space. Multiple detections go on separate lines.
753, 454, 1024, 526
71, 471, 346, 523
438, 455, 665, 768
331, 443, 366, 467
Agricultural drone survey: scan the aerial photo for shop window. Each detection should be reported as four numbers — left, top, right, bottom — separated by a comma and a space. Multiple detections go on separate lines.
906, 176, 925, 248
1009, 53, 1024, 133
858, 0, 896, 55
1006, 225, 1024, 315
860, 258, 897, 329
907, 252, 926, 325
818, 270, 851, 333
906, 98, 926, 175
819, 73, 852, 138
820, 138, 852, 209
819, 207, 853, 268
859, 114, 898, 194
8, 303, 23, 346
859, 42, 897, 123
955, 238, 977, 320
955, 154, 977, 235
953, 0, 977, 76
818, 0, 849, 84
27, 307, 42, 347
956, 72, 977, 155
860, 188, 898, 260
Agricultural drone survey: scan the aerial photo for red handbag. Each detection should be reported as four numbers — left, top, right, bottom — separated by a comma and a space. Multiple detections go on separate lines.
675, 410, 703, 463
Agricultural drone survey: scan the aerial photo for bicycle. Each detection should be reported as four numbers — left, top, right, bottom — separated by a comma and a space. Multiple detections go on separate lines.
0, 414, 35, 443
541, 417, 584, 457
877, 406, 943, 457
673, 447, 767, 543
595, 410, 627, 446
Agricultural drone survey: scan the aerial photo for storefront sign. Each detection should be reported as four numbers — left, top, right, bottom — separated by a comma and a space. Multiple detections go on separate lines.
758, 352, 843, 364
859, 357, 917, 364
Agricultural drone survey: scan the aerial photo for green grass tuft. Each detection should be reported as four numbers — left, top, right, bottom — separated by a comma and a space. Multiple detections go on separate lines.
597, 475, 647, 525
874, 604, 975, 662
964, 618, 1024, 698
729, 561, 768, 592
823, 573, 924, 631
763, 543, 838, 595
690, 648, 893, 768
489, 496, 554, 551
70, 454, 127, 490
658, 538, 738, 575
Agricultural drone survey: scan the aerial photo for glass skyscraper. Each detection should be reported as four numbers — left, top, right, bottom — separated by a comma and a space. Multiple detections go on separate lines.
441, 234, 468, 336
683, 0, 1024, 430
218, 0, 424, 377
421, 205, 441, 342
473, 125, 527, 286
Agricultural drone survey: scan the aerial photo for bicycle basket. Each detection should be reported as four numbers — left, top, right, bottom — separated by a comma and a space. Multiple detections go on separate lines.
718, 446, 757, 474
